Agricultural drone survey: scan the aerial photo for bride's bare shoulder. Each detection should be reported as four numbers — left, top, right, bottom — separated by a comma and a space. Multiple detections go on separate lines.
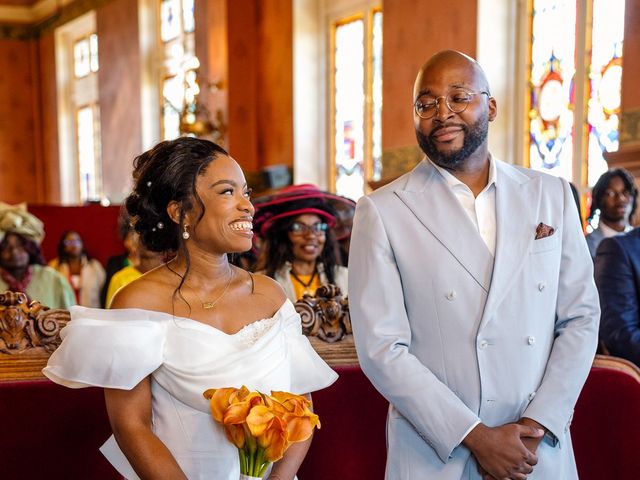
249, 272, 286, 304
110, 265, 177, 311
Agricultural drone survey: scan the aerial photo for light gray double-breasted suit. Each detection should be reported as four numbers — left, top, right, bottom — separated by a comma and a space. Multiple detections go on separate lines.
348, 158, 600, 479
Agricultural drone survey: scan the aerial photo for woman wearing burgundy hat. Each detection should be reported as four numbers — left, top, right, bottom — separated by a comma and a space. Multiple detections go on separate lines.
253, 184, 353, 302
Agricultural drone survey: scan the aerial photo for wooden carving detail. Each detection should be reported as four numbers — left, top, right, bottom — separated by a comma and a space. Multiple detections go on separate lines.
0, 291, 70, 355
295, 284, 351, 343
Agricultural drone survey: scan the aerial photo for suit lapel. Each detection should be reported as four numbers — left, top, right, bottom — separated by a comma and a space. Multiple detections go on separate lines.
396, 161, 493, 292
479, 162, 541, 329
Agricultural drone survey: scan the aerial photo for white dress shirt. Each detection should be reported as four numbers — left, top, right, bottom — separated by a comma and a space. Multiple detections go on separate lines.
599, 221, 633, 238
430, 156, 497, 256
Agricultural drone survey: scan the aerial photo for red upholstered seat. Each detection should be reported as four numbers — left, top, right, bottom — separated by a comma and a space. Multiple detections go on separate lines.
298, 364, 389, 480
0, 379, 120, 479
6, 357, 636, 479
572, 355, 640, 479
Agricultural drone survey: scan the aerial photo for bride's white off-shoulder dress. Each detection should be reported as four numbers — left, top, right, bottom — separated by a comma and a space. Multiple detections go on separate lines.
43, 300, 338, 480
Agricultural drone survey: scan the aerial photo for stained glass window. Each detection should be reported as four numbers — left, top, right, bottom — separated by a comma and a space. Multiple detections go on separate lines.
331, 9, 383, 201
371, 10, 383, 182
527, 0, 624, 190
77, 105, 103, 201
182, 0, 195, 33
586, 0, 624, 186
527, 0, 576, 181
334, 19, 365, 200
161, 0, 181, 42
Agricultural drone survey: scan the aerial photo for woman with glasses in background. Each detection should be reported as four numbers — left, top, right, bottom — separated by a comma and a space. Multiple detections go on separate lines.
253, 184, 354, 302
49, 230, 106, 307
586, 168, 638, 259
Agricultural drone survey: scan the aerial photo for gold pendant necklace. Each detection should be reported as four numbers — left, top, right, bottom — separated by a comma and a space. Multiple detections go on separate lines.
191, 269, 234, 310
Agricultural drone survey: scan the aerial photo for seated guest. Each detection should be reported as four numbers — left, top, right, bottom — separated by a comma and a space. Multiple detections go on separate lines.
0, 203, 75, 308
49, 230, 105, 307
594, 226, 640, 366
586, 168, 637, 258
253, 184, 353, 302
100, 212, 137, 307
105, 239, 166, 307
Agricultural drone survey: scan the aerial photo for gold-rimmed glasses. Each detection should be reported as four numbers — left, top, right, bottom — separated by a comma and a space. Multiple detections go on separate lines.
414, 89, 490, 119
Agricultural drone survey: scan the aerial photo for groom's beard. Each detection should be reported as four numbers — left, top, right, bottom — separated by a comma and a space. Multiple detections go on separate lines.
415, 116, 488, 171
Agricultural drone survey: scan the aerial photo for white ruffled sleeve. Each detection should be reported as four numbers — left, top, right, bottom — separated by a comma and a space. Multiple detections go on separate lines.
43, 306, 166, 389
281, 301, 339, 394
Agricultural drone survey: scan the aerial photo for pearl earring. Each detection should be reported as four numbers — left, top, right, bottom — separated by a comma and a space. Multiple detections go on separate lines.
182, 225, 190, 240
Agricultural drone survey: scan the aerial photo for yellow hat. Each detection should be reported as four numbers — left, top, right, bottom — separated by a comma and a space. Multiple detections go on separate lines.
0, 202, 45, 245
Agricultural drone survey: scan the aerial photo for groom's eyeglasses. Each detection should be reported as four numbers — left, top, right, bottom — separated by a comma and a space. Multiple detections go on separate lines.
414, 89, 490, 119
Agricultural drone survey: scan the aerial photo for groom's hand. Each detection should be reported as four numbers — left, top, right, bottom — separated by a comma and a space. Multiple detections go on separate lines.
463, 422, 543, 480
517, 417, 546, 455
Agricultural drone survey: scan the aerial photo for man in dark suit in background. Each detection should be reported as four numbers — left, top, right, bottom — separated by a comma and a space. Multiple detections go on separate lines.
595, 227, 640, 366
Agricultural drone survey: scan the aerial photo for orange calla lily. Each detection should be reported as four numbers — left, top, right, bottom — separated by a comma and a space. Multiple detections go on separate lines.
270, 391, 312, 409
204, 387, 239, 422
258, 415, 289, 462
233, 385, 252, 401
223, 423, 246, 449
283, 411, 320, 442
224, 394, 263, 425
246, 405, 276, 437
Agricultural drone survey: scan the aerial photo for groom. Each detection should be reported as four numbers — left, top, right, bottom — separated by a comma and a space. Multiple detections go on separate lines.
348, 50, 599, 479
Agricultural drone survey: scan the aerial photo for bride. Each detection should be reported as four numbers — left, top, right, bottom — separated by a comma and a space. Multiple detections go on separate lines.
44, 137, 337, 479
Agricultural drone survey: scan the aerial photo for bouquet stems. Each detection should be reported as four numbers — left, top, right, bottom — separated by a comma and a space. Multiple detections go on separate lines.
239, 446, 271, 477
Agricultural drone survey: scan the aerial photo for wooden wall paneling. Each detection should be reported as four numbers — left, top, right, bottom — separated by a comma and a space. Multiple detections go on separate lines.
226, 0, 259, 172
225, 0, 294, 175
256, 0, 293, 169
37, 31, 61, 203
621, 0, 640, 116
29, 38, 46, 202
195, 0, 229, 150
96, 0, 142, 203
0, 39, 39, 204
381, 0, 478, 151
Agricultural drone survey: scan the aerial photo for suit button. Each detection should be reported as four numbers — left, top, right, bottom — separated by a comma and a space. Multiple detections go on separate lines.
527, 336, 535, 345
445, 291, 457, 301
479, 340, 489, 349
528, 391, 536, 400
538, 282, 546, 291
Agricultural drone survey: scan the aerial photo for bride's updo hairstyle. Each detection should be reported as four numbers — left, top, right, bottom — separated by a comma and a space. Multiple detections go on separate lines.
125, 137, 228, 256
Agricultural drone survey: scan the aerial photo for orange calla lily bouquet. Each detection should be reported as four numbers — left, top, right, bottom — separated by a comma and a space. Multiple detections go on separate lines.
203, 385, 321, 478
